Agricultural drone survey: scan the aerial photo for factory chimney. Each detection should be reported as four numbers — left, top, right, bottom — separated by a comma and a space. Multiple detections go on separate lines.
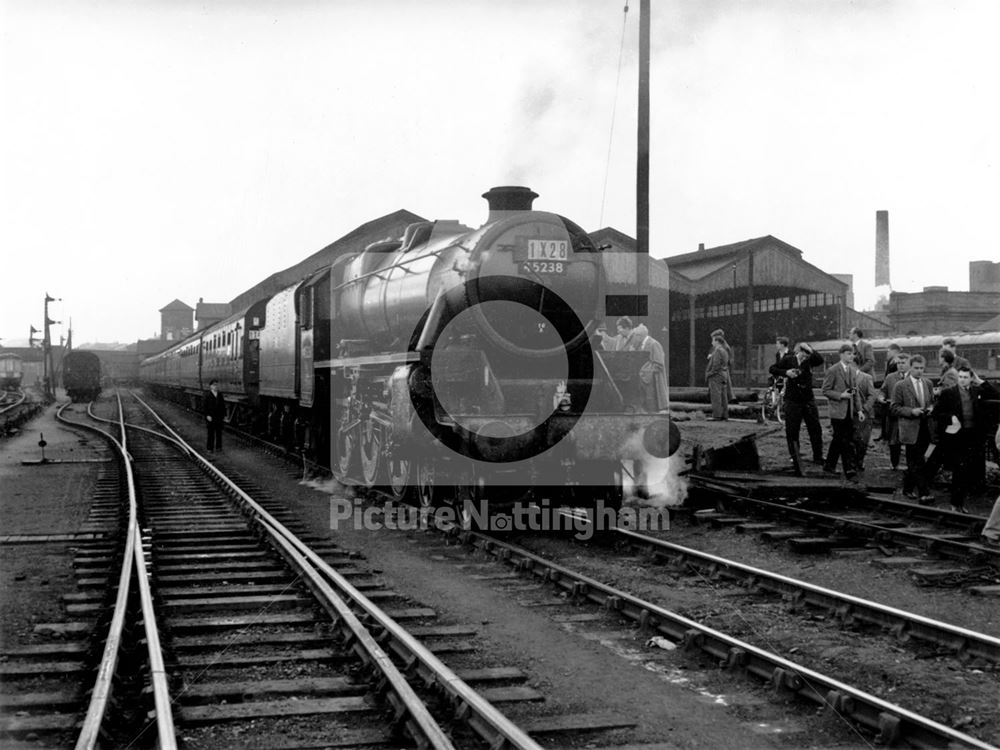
875, 210, 890, 288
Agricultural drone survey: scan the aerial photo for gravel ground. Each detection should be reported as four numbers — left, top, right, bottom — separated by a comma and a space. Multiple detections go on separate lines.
0, 396, 108, 749
0, 397, 105, 648
554, 408, 1000, 746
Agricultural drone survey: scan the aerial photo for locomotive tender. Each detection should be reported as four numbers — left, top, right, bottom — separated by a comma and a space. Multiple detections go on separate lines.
63, 350, 102, 402
141, 187, 680, 509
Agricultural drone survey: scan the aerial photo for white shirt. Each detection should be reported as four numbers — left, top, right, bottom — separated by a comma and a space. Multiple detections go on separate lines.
910, 376, 924, 406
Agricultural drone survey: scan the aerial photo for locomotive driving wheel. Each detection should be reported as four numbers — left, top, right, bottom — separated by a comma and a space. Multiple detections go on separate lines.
359, 416, 384, 488
389, 455, 412, 501
336, 425, 358, 479
415, 459, 437, 508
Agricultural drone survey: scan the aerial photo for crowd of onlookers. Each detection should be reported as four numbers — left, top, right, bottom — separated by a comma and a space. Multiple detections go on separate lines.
599, 319, 998, 544
762, 328, 1000, 545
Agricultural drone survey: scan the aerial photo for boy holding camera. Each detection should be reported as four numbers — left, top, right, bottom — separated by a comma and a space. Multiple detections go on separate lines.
821, 344, 863, 480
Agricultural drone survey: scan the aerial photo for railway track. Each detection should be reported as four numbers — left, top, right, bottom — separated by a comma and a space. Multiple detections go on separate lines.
0, 396, 170, 748
431, 520, 999, 750
0, 388, 39, 435
688, 473, 1000, 586
111, 391, 700, 749
123, 390, 1000, 747
606, 524, 1000, 664
84, 390, 549, 749
4, 391, 561, 749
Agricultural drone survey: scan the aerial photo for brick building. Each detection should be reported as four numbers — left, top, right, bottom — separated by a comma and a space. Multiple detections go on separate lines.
158, 299, 193, 342
889, 286, 1000, 335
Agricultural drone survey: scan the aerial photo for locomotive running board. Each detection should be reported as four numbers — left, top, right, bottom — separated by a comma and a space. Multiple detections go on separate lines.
315, 352, 418, 369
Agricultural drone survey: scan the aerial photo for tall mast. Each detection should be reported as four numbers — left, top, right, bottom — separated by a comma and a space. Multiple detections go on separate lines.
636, 0, 649, 317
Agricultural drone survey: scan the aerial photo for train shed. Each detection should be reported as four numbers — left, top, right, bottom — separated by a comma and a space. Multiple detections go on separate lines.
590, 230, 850, 387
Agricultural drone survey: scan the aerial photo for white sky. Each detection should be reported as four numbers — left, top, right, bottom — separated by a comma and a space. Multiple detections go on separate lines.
1, 0, 998, 345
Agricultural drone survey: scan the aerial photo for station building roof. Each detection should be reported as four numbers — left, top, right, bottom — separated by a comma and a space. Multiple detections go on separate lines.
588, 230, 847, 301
663, 235, 848, 298
158, 299, 193, 313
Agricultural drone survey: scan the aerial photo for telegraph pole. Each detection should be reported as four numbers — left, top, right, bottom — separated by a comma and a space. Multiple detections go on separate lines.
636, 0, 649, 317
43, 293, 61, 400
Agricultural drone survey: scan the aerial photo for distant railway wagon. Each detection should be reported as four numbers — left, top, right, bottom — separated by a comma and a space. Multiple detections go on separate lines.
807, 331, 1000, 385
63, 351, 102, 402
0, 353, 23, 391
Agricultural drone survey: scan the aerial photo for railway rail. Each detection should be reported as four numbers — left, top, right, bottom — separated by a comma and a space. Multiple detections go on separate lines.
0, 388, 38, 435
689, 473, 1000, 574
86, 390, 546, 750
0, 389, 25, 410
0, 395, 171, 748
113, 390, 1000, 748
439, 522, 997, 750
607, 525, 1000, 664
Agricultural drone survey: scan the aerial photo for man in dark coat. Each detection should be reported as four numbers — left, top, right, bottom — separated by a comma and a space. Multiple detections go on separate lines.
941, 337, 971, 372
877, 343, 903, 443
880, 354, 910, 470
205, 379, 226, 452
770, 338, 824, 476
705, 335, 730, 420
925, 366, 998, 512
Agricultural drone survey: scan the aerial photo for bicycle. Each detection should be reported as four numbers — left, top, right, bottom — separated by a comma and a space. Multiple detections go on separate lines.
760, 378, 785, 424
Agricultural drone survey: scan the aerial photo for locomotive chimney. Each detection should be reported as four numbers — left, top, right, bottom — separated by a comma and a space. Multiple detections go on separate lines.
482, 186, 539, 221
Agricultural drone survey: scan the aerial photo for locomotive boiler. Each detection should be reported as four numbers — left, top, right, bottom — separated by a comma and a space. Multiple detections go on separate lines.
325, 186, 679, 509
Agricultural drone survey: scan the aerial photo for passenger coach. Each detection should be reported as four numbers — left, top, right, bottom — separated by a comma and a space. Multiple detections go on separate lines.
808, 331, 1000, 385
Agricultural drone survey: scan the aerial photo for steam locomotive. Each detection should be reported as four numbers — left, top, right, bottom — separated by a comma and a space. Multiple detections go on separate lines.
141, 187, 679, 508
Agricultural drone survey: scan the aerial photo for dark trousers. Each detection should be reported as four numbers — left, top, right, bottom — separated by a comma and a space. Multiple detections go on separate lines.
825, 417, 857, 476
708, 375, 729, 419
889, 443, 901, 469
902, 420, 930, 496
784, 400, 824, 465
926, 432, 977, 506
207, 420, 223, 450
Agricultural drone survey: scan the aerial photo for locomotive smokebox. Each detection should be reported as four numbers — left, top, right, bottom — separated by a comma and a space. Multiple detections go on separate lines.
482, 186, 539, 221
